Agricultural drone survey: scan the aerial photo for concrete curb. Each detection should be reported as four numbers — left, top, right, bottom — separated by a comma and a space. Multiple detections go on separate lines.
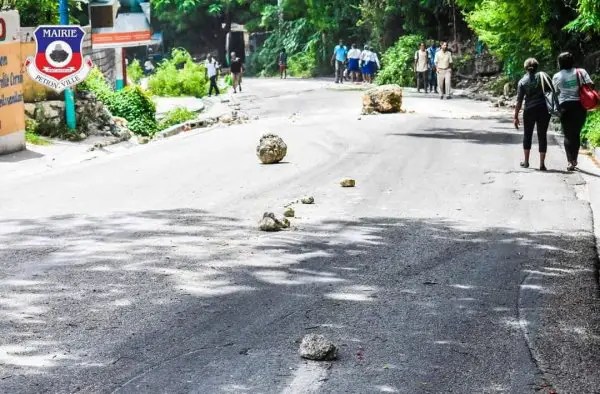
154, 117, 218, 140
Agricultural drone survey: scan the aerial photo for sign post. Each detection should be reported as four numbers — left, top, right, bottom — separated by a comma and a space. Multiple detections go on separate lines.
59, 0, 76, 131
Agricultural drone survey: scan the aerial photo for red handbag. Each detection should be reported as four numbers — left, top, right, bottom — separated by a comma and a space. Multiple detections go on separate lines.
577, 69, 600, 110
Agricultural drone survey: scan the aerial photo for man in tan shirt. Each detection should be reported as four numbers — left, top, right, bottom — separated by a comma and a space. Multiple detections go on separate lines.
434, 41, 453, 99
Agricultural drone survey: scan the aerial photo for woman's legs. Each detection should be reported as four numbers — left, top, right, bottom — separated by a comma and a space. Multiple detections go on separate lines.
561, 101, 587, 167
537, 110, 551, 170
522, 108, 535, 166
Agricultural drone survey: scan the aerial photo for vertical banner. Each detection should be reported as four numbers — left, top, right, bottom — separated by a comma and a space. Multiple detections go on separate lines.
0, 10, 25, 155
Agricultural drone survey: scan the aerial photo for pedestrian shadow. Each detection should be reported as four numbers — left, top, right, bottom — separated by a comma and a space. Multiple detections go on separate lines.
576, 168, 600, 178
388, 127, 522, 145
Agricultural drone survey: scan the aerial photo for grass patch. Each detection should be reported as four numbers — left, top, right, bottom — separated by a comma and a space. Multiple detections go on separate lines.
25, 131, 51, 145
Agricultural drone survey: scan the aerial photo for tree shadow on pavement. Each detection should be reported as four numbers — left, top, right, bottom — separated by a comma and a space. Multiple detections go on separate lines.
0, 209, 598, 393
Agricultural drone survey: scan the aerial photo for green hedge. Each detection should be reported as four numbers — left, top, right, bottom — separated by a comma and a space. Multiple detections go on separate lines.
78, 67, 158, 136
127, 59, 144, 84
148, 48, 208, 97
581, 110, 600, 148
375, 35, 424, 87
158, 107, 197, 131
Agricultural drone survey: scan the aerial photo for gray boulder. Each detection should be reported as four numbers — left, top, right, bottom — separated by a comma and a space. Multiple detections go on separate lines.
257, 133, 287, 164
259, 212, 289, 232
301, 196, 315, 204
362, 84, 403, 114
299, 334, 338, 361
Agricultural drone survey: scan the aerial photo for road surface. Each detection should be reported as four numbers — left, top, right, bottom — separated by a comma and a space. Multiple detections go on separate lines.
0, 79, 599, 393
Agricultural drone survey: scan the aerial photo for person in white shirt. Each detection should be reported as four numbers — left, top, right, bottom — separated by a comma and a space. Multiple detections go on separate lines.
360, 45, 373, 83
205, 54, 220, 96
552, 51, 595, 170
347, 43, 362, 83
370, 49, 380, 75
144, 58, 155, 75
414, 42, 429, 93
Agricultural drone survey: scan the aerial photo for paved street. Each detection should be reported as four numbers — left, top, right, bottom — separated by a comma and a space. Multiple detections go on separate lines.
1, 79, 599, 393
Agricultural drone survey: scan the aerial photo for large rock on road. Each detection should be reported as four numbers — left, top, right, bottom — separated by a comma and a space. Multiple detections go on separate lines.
256, 133, 287, 164
362, 84, 403, 114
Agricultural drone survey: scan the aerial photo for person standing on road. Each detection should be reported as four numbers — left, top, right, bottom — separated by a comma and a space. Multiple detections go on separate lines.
278, 48, 288, 79
347, 43, 362, 83
331, 39, 348, 84
434, 41, 453, 99
414, 42, 429, 93
369, 47, 381, 80
513, 58, 553, 171
230, 51, 244, 93
205, 54, 220, 97
427, 41, 438, 94
360, 45, 373, 84
552, 52, 595, 171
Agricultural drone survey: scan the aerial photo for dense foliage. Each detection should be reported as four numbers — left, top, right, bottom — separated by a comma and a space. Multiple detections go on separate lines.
581, 111, 600, 148
9, 0, 86, 26
127, 59, 144, 85
375, 35, 424, 87
148, 48, 209, 98
79, 68, 158, 136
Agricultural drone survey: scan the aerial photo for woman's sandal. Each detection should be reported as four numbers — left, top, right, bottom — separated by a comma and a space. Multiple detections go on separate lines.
520, 161, 529, 168
540, 165, 547, 171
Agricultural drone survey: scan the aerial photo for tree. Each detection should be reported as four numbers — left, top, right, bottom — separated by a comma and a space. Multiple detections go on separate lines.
5, 0, 85, 26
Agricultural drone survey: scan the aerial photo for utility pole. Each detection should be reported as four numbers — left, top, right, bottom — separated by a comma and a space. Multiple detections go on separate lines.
59, 0, 76, 130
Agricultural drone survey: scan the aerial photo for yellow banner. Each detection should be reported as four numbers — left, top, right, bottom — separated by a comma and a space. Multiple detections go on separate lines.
0, 40, 25, 137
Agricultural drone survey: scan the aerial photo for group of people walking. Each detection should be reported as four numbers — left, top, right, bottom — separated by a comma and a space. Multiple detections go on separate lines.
514, 52, 598, 171
331, 40, 380, 84
414, 40, 453, 99
205, 51, 244, 96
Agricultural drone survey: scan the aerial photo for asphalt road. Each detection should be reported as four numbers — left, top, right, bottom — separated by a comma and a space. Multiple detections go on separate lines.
0, 79, 599, 393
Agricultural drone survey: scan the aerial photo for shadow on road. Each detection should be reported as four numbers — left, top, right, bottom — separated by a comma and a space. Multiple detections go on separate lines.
0, 209, 598, 393
0, 149, 44, 163
389, 127, 522, 145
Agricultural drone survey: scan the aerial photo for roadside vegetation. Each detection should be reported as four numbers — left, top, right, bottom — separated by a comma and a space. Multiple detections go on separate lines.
158, 107, 197, 131
148, 48, 209, 98
25, 119, 51, 146
78, 68, 158, 136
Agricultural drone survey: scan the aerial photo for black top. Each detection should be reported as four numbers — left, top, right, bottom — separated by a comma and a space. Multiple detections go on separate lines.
279, 52, 287, 65
230, 58, 243, 73
517, 72, 547, 110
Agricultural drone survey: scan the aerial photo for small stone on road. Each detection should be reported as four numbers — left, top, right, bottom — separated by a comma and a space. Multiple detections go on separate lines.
299, 334, 338, 361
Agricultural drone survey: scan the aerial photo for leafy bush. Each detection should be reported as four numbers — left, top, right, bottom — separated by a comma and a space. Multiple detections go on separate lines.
78, 68, 157, 136
127, 59, 144, 84
158, 107, 197, 130
107, 86, 157, 136
581, 110, 600, 148
247, 18, 318, 76
148, 48, 208, 97
287, 40, 318, 78
375, 35, 424, 87
78, 67, 113, 102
